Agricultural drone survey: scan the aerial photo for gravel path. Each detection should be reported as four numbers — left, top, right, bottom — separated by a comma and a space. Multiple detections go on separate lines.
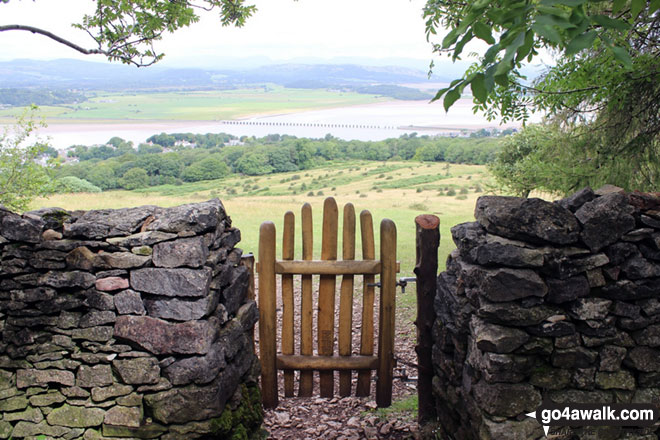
254, 276, 420, 440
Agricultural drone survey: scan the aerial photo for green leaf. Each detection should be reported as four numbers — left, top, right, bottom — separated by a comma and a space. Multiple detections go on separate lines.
651, 0, 660, 13
591, 14, 631, 31
516, 31, 535, 62
443, 88, 462, 112
473, 22, 495, 44
535, 14, 576, 29
484, 44, 501, 64
611, 46, 633, 68
612, 0, 627, 14
565, 30, 597, 55
442, 28, 460, 49
631, 0, 644, 17
431, 87, 450, 103
470, 73, 488, 103
540, 0, 587, 6
532, 22, 562, 44
453, 31, 474, 60
494, 73, 509, 87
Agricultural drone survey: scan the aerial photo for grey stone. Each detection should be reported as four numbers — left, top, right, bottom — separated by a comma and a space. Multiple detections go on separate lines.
10, 287, 56, 303
475, 196, 579, 244
95, 276, 130, 291
633, 324, 660, 347
114, 315, 217, 355
575, 192, 636, 251
640, 298, 660, 316
470, 317, 529, 353
112, 357, 160, 385
144, 375, 235, 424
548, 389, 614, 403
529, 367, 571, 390
626, 347, 660, 372
528, 320, 576, 337
217, 227, 240, 249
130, 267, 212, 297
114, 289, 145, 315
99, 251, 151, 269
71, 326, 114, 342
91, 384, 133, 402
107, 230, 177, 247
47, 404, 106, 427
65, 246, 110, 271
103, 405, 142, 428
11, 420, 73, 437
116, 392, 143, 407
472, 381, 541, 417
221, 266, 249, 315
622, 255, 660, 279
64, 206, 157, 239
152, 236, 209, 268
84, 290, 114, 311
17, 369, 75, 388
622, 228, 655, 242
543, 252, 610, 280
451, 222, 544, 268
570, 297, 612, 320
101, 421, 166, 438
469, 266, 547, 302
77, 364, 113, 388
599, 345, 628, 372
552, 347, 598, 368
3, 405, 44, 423
477, 300, 558, 326
79, 310, 116, 328
602, 278, 660, 301
131, 245, 152, 256
146, 199, 226, 234
1, 213, 44, 243
557, 187, 597, 212
29, 390, 66, 407
0, 395, 28, 411
38, 270, 96, 289
236, 300, 258, 332
546, 275, 591, 304
144, 293, 218, 321
596, 370, 635, 390
163, 343, 226, 385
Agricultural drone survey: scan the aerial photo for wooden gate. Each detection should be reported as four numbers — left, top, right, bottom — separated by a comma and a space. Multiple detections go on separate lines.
257, 197, 398, 408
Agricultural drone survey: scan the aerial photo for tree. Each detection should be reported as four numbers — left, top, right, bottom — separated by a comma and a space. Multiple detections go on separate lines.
120, 167, 150, 190
0, 107, 52, 211
0, 0, 256, 66
181, 156, 230, 181
425, 0, 659, 192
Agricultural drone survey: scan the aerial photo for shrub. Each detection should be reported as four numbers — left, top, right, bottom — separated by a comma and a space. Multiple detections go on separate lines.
460, 187, 468, 194
317, 191, 324, 196
416, 188, 423, 193
409, 202, 428, 210
55, 176, 102, 193
446, 188, 457, 196
456, 194, 468, 200
307, 191, 315, 196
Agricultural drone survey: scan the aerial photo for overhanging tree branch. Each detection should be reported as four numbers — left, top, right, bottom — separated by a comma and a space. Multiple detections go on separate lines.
0, 24, 106, 57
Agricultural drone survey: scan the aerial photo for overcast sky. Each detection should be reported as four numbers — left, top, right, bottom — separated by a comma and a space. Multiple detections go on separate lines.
0, 0, 445, 67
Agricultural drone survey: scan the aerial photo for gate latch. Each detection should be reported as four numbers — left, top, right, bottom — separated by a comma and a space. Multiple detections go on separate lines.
367, 276, 417, 293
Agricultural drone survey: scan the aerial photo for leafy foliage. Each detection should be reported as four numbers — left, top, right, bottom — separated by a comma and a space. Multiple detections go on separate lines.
54, 176, 102, 193
0, 106, 52, 211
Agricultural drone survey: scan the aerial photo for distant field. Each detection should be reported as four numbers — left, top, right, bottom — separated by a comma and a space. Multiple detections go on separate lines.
33, 161, 490, 275
0, 86, 388, 122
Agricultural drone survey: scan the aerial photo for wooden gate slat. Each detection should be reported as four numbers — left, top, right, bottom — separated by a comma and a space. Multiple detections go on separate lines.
318, 197, 338, 398
338, 203, 356, 397
281, 211, 295, 397
258, 221, 278, 408
356, 210, 375, 397
376, 219, 397, 407
299, 203, 314, 397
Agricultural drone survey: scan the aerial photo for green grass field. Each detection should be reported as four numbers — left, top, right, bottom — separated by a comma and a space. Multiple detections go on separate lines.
0, 86, 387, 122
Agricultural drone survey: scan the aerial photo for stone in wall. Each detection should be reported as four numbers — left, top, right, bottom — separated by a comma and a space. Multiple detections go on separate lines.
432, 187, 660, 440
0, 199, 262, 439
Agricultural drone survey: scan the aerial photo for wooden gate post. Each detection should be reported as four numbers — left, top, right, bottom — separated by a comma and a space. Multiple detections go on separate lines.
414, 215, 439, 423
376, 218, 397, 407
258, 221, 278, 408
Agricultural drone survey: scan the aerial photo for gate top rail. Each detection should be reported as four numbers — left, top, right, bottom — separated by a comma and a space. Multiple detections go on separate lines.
256, 259, 400, 275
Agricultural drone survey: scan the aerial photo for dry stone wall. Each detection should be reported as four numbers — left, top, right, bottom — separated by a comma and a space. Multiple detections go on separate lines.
433, 187, 660, 440
0, 199, 262, 439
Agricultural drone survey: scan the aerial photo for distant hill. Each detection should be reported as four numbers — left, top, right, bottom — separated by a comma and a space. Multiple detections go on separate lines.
0, 58, 428, 90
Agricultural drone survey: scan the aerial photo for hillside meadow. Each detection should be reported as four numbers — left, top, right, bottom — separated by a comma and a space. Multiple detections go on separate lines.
33, 160, 491, 319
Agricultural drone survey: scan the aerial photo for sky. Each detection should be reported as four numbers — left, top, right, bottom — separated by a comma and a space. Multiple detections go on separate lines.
0, 0, 445, 68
